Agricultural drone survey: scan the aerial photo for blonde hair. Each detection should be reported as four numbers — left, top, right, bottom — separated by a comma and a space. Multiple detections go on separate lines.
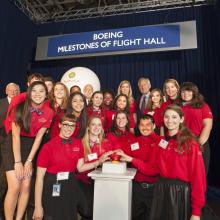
163, 79, 180, 99
117, 80, 134, 103
82, 116, 105, 160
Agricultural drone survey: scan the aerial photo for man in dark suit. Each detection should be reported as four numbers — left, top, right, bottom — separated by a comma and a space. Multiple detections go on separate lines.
135, 77, 151, 136
136, 77, 151, 115
0, 83, 20, 220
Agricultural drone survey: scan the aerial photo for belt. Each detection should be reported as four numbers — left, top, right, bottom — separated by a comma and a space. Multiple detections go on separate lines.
140, 182, 154, 189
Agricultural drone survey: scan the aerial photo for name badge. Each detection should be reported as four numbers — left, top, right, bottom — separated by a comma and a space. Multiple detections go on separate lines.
147, 111, 155, 116
159, 139, 168, 149
131, 142, 140, 151
52, 184, 61, 197
88, 153, 98, 161
57, 172, 69, 181
112, 114, 115, 120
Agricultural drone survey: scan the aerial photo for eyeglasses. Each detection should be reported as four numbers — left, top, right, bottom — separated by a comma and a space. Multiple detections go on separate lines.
61, 123, 75, 129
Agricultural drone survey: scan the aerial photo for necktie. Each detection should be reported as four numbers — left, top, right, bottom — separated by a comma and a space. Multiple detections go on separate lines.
30, 107, 43, 115
61, 138, 72, 144
141, 96, 146, 113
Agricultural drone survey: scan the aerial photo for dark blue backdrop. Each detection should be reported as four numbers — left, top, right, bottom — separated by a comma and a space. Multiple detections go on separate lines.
1, 0, 220, 185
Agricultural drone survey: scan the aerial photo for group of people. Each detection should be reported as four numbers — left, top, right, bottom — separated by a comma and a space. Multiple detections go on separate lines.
0, 73, 214, 220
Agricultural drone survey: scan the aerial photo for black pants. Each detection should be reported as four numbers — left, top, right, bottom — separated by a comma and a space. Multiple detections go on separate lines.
43, 172, 79, 220
201, 141, 210, 176
132, 181, 154, 220
0, 129, 7, 219
77, 180, 94, 220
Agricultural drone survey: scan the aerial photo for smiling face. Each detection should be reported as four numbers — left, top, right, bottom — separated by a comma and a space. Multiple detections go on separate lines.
116, 96, 127, 110
104, 92, 113, 106
6, 84, 20, 98
89, 117, 103, 137
151, 91, 161, 105
181, 90, 193, 103
54, 84, 66, 100
31, 84, 47, 105
164, 109, 184, 135
120, 82, 130, 96
138, 118, 154, 136
59, 120, 76, 139
92, 93, 103, 108
165, 82, 178, 100
71, 94, 85, 114
138, 79, 151, 95
116, 113, 128, 129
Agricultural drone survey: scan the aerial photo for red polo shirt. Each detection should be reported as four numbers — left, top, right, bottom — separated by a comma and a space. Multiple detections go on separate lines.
129, 100, 136, 114
132, 136, 206, 216
106, 129, 136, 156
37, 136, 84, 174
20, 102, 54, 137
131, 132, 161, 183
50, 107, 64, 139
144, 106, 163, 127
87, 106, 106, 126
182, 103, 213, 136
76, 139, 113, 184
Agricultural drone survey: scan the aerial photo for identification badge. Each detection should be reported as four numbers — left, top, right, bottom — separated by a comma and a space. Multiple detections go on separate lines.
57, 172, 69, 181
159, 139, 168, 149
112, 114, 115, 120
88, 153, 98, 161
147, 111, 155, 116
131, 142, 140, 151
52, 184, 61, 197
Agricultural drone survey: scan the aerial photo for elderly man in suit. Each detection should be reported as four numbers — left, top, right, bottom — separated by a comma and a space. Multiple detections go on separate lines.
137, 77, 151, 115
0, 82, 20, 220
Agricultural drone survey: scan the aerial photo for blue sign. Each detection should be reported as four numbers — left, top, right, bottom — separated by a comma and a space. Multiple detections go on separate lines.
47, 25, 180, 57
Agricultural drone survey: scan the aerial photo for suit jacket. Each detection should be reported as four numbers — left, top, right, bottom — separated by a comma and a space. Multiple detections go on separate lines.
0, 98, 9, 137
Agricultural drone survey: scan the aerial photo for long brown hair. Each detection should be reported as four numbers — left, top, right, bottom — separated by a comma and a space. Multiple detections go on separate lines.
180, 82, 205, 108
164, 105, 197, 153
15, 81, 48, 132
111, 110, 130, 136
146, 88, 164, 111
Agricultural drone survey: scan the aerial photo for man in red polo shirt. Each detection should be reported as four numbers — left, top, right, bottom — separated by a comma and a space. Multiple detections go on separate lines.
130, 114, 162, 220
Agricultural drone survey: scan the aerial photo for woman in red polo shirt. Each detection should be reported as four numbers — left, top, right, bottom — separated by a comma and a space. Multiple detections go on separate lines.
180, 82, 213, 174
118, 105, 206, 220
117, 80, 136, 116
77, 116, 114, 220
33, 114, 111, 220
106, 110, 136, 156
144, 88, 164, 134
1, 81, 54, 220
49, 82, 69, 139
105, 94, 136, 133
87, 91, 105, 126
66, 92, 88, 138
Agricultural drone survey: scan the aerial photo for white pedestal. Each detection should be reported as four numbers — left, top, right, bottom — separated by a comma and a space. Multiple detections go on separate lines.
88, 168, 136, 220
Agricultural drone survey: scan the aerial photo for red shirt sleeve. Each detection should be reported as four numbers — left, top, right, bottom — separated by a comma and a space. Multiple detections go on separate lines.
201, 103, 213, 119
4, 93, 27, 134
188, 141, 206, 216
37, 143, 51, 169
132, 157, 159, 176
